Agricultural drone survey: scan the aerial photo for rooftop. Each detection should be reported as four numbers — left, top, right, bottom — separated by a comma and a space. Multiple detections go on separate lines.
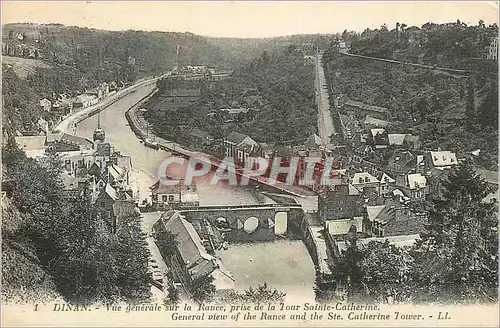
345, 99, 388, 113
407, 173, 427, 190
352, 172, 379, 185
429, 151, 457, 167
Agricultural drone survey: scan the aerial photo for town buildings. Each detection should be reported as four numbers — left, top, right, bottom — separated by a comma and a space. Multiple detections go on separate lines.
153, 211, 235, 291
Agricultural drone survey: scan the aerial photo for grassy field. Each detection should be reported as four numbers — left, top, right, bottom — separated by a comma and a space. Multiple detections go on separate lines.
2, 56, 52, 79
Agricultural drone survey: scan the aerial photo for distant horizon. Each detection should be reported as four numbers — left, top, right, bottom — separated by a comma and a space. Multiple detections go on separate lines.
3, 17, 498, 40
2, 1, 498, 39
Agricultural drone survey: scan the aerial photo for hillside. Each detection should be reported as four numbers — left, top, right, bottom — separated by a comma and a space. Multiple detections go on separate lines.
2, 197, 60, 303
346, 20, 498, 70
147, 45, 317, 145
1, 23, 335, 138
323, 21, 498, 169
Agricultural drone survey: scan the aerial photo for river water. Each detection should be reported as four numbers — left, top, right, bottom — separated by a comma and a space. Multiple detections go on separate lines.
75, 83, 316, 300
75, 84, 268, 206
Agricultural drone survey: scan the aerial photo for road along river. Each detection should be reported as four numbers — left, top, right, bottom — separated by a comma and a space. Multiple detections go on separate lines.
75, 81, 316, 301
75, 83, 269, 206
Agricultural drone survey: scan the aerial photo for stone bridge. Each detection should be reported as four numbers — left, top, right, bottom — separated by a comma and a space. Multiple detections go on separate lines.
180, 204, 304, 242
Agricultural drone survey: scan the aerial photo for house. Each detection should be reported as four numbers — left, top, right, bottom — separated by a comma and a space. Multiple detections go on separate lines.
426, 151, 458, 170
154, 211, 234, 290
396, 173, 428, 199
487, 37, 498, 61
37, 117, 49, 133
364, 115, 389, 128
39, 98, 52, 112
335, 234, 420, 256
325, 216, 364, 241
73, 94, 98, 109
378, 172, 396, 196
351, 172, 380, 192
403, 135, 421, 151
318, 193, 364, 223
387, 150, 418, 174
343, 99, 388, 120
185, 65, 208, 73
150, 180, 199, 210
86, 88, 103, 100
223, 131, 260, 166
303, 55, 316, 66
189, 128, 213, 150
95, 183, 133, 231
388, 134, 410, 147
305, 133, 323, 149
476, 168, 498, 190
369, 128, 389, 149
365, 200, 426, 237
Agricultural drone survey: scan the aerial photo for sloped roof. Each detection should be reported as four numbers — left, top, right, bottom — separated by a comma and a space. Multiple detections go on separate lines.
352, 172, 379, 185
388, 134, 409, 146
150, 180, 198, 195
109, 164, 125, 180
116, 156, 132, 172
326, 217, 363, 235
349, 184, 361, 195
61, 133, 94, 148
364, 115, 389, 128
407, 173, 427, 190
105, 184, 118, 201
404, 134, 420, 143
379, 172, 395, 184
226, 131, 257, 146
162, 212, 214, 276
476, 168, 498, 185
275, 146, 293, 157
345, 100, 388, 113
429, 151, 457, 167
305, 133, 323, 148
190, 128, 211, 140
370, 128, 386, 137
321, 194, 364, 220
46, 132, 63, 143
366, 205, 386, 222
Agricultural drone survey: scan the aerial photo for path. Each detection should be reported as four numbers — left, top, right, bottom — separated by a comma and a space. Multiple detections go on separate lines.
315, 50, 336, 144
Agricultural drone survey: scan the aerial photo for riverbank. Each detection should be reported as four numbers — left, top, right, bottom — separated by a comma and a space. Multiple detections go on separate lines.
55, 76, 162, 135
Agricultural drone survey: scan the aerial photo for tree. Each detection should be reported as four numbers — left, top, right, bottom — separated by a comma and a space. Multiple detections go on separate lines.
466, 77, 476, 123
332, 229, 366, 302
360, 241, 414, 303
188, 275, 216, 304
110, 214, 152, 303
242, 283, 286, 303
153, 221, 179, 260
411, 162, 498, 303
477, 82, 498, 128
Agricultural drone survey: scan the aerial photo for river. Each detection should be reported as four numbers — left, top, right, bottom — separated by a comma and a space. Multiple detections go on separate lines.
75, 84, 268, 206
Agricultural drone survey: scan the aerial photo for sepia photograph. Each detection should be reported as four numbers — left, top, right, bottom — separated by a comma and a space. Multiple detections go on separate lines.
1, 1, 499, 327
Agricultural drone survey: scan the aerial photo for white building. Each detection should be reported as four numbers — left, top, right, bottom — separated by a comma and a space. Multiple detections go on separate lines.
487, 38, 498, 61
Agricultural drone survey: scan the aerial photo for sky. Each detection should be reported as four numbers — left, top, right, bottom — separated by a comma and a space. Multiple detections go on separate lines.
2, 1, 499, 38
